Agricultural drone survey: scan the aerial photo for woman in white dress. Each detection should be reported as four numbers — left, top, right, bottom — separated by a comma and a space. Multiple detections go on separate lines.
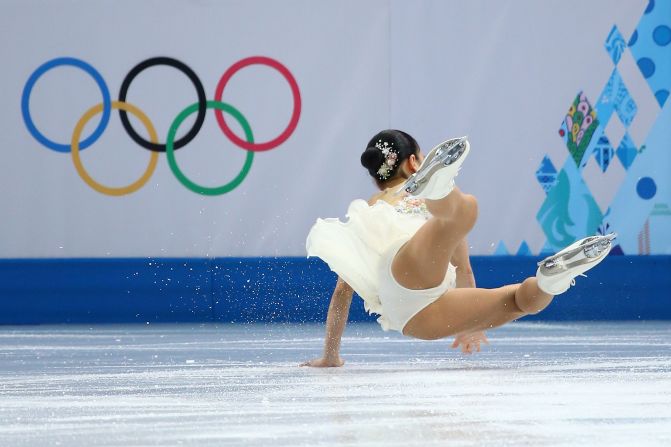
302, 130, 614, 367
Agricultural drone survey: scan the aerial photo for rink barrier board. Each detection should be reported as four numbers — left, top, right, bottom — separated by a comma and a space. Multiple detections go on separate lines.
0, 255, 669, 324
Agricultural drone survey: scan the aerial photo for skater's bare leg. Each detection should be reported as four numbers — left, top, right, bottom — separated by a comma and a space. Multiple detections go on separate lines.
391, 187, 478, 290
403, 277, 553, 340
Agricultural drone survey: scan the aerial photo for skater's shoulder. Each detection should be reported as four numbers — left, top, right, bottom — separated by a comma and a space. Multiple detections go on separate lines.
367, 185, 405, 206
367, 190, 386, 206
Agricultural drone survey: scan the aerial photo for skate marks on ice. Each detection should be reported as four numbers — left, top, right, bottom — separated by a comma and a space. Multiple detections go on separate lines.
0, 322, 670, 446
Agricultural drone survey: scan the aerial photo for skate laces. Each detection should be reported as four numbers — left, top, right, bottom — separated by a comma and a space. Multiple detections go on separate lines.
569, 274, 588, 287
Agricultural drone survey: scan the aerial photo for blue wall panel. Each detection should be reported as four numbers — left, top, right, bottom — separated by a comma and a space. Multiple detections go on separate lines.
0, 256, 669, 325
470, 256, 671, 321
0, 259, 214, 324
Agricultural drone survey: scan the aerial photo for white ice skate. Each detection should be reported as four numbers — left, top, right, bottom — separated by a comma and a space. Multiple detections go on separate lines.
399, 136, 470, 200
536, 233, 616, 295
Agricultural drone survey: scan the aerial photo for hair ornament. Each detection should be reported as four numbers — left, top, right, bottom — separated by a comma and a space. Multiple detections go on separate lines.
375, 139, 398, 180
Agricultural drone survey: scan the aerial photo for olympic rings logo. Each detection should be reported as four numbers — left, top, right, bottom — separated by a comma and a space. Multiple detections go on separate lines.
21, 56, 301, 196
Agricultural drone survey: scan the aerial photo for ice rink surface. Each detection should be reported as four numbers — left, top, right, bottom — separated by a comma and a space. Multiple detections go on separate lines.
1, 321, 670, 446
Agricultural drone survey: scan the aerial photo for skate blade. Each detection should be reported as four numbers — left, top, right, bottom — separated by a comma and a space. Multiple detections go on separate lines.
399, 136, 468, 195
537, 233, 617, 268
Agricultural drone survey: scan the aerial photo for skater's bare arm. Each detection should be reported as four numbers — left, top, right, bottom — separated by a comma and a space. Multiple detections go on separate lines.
452, 238, 475, 288
300, 277, 353, 367
449, 237, 488, 353
323, 278, 354, 358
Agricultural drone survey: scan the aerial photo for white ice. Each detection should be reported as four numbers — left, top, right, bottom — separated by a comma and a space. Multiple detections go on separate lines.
1, 322, 670, 446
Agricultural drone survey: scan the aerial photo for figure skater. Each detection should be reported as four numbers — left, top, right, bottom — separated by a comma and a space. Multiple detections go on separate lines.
301, 130, 614, 367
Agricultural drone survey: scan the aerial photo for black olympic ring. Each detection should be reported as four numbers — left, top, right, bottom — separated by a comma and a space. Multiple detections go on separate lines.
118, 57, 207, 152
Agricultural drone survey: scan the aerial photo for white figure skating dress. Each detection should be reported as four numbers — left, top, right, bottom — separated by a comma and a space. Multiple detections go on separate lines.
306, 196, 456, 332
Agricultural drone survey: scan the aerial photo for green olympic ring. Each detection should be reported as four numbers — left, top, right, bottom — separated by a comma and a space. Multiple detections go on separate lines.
166, 100, 254, 196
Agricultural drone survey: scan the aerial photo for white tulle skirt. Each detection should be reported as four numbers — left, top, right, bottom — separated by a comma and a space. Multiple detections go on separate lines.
306, 199, 456, 331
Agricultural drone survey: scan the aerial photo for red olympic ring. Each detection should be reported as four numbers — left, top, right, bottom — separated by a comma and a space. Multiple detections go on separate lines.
214, 56, 301, 152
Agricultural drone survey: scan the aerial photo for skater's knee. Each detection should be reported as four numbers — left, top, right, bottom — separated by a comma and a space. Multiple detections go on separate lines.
456, 194, 478, 232
514, 278, 552, 314
463, 194, 478, 216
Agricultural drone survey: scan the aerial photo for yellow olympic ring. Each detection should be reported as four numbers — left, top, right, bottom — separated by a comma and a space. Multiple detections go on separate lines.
71, 101, 159, 196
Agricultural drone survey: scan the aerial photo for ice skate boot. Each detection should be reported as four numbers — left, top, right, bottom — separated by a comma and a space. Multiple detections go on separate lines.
536, 233, 616, 295
399, 136, 470, 200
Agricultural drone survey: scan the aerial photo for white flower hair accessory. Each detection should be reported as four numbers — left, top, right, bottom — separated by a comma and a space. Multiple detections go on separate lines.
375, 139, 399, 180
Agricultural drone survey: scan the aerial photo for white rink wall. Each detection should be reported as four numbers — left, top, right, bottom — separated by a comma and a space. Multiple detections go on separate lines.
2, 0, 666, 258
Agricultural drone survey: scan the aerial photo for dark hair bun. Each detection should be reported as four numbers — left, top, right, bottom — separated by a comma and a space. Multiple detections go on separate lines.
360, 146, 385, 177
360, 129, 420, 184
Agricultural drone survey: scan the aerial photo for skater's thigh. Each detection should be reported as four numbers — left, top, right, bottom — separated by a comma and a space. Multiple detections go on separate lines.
403, 285, 524, 339
392, 212, 474, 290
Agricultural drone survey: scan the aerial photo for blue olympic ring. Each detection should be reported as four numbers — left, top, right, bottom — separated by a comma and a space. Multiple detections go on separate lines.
21, 57, 111, 153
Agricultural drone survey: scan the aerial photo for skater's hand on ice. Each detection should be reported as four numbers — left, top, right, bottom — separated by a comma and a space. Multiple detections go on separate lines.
451, 331, 489, 355
299, 356, 345, 367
